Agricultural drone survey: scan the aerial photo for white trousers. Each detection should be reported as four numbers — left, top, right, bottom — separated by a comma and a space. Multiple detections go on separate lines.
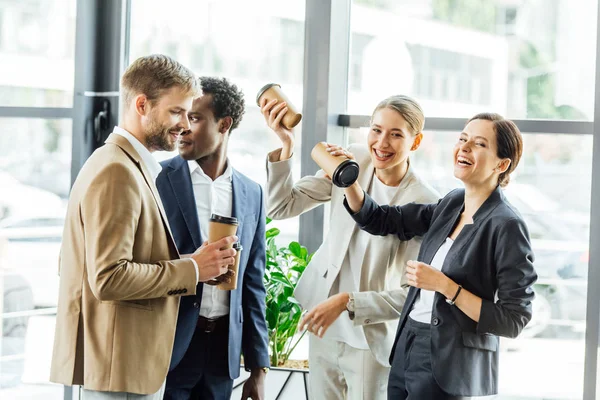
82, 382, 166, 400
309, 335, 389, 400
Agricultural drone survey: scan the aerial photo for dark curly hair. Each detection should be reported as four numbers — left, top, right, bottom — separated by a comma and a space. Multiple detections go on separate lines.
199, 76, 245, 134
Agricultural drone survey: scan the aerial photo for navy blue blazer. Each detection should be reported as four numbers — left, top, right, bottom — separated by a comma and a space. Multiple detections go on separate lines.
156, 156, 270, 379
345, 186, 537, 397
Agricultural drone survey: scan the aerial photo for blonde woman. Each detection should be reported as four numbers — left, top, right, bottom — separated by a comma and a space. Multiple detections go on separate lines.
261, 95, 439, 400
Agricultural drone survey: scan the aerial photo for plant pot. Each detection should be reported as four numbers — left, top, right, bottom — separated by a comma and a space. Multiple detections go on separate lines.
236, 362, 310, 399
278, 359, 309, 370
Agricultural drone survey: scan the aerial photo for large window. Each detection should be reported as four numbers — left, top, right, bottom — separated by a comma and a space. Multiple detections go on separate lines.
3, 0, 600, 398
129, 0, 306, 245
0, 118, 71, 399
0, 0, 76, 108
348, 0, 597, 121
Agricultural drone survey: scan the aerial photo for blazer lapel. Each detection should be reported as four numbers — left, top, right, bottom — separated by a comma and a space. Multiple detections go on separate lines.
230, 170, 246, 306
105, 133, 179, 252
441, 187, 503, 273
168, 160, 203, 249
232, 170, 247, 225
340, 156, 375, 289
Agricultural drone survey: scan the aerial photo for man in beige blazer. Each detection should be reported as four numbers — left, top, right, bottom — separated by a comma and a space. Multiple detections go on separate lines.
50, 55, 237, 399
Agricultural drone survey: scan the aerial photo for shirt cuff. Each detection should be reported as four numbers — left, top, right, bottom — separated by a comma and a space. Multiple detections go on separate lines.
188, 258, 199, 283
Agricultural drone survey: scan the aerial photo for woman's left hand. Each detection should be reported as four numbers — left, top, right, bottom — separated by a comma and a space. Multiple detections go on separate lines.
405, 260, 448, 292
326, 144, 355, 160
299, 293, 349, 338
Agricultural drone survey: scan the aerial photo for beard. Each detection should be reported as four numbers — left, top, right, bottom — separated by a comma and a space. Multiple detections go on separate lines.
145, 118, 177, 152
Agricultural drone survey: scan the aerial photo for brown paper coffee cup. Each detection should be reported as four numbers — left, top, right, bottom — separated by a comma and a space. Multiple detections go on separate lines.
311, 142, 359, 188
256, 83, 302, 129
208, 214, 238, 249
218, 242, 242, 291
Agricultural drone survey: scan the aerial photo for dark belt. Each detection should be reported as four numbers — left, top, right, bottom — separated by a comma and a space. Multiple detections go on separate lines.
197, 315, 228, 333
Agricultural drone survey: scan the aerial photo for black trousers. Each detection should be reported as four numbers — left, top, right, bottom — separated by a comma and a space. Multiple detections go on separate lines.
388, 317, 454, 400
164, 316, 233, 400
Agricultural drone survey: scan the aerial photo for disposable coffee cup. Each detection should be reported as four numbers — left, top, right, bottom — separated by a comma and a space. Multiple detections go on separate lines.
218, 242, 242, 291
256, 83, 302, 129
208, 214, 238, 249
311, 142, 360, 188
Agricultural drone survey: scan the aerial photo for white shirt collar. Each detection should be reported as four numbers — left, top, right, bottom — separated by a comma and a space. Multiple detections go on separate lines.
187, 160, 233, 182
113, 126, 162, 181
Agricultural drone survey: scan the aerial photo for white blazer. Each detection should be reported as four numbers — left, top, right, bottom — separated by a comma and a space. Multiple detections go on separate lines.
265, 144, 439, 366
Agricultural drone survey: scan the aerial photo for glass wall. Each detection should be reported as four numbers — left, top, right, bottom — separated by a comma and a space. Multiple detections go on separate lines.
348, 0, 597, 121
346, 2, 596, 396
0, 118, 71, 399
129, 0, 306, 245
0, 0, 76, 108
0, 0, 76, 397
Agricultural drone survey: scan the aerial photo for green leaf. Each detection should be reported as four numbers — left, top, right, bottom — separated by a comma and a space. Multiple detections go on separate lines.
288, 241, 302, 257
266, 227, 280, 239
269, 272, 292, 288
265, 307, 278, 329
300, 247, 308, 259
287, 296, 301, 305
280, 302, 294, 313
290, 265, 306, 274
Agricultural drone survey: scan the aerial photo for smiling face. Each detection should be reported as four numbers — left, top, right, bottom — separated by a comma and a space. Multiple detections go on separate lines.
142, 86, 193, 152
367, 107, 422, 172
178, 94, 226, 161
453, 118, 510, 188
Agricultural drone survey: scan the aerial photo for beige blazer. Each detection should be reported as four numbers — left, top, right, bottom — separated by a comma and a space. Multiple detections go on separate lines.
266, 144, 439, 366
50, 133, 198, 394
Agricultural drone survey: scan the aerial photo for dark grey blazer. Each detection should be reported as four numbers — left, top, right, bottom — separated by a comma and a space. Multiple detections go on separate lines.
344, 186, 537, 397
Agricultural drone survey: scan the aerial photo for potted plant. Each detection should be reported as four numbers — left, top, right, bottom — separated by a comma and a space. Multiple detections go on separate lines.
236, 218, 312, 398
264, 217, 311, 369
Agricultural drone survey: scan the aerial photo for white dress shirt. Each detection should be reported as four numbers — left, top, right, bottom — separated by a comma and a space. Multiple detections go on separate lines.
409, 237, 454, 323
112, 126, 200, 280
188, 160, 233, 318
113, 126, 162, 181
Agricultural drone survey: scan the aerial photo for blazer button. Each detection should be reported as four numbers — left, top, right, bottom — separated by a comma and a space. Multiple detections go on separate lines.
193, 302, 200, 309
182, 288, 188, 294
432, 317, 440, 326
167, 290, 174, 295
364, 319, 371, 324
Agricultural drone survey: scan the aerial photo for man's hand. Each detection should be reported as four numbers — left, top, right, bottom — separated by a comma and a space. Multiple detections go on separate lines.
299, 293, 349, 338
240, 368, 266, 400
190, 236, 237, 282
204, 269, 236, 286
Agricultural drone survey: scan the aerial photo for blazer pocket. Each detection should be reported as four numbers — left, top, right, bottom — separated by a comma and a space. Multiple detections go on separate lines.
461, 332, 498, 352
102, 299, 153, 311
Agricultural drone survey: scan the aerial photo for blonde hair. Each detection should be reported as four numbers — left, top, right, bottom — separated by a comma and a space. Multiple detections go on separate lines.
371, 95, 425, 135
121, 54, 199, 110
